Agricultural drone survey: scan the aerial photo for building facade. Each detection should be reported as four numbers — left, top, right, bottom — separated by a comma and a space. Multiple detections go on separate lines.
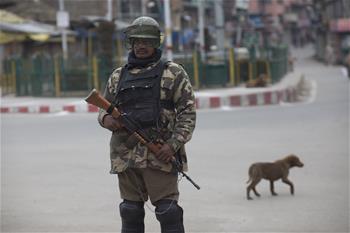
313, 0, 350, 64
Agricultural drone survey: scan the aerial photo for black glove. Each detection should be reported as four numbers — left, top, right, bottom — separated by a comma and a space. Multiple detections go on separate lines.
103, 115, 122, 131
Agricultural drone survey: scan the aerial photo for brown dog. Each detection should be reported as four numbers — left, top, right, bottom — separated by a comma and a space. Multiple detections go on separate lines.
246, 74, 270, 88
246, 154, 304, 200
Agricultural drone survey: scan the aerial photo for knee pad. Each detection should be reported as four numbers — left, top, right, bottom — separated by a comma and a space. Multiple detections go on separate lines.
119, 200, 145, 222
155, 199, 184, 233
119, 200, 145, 233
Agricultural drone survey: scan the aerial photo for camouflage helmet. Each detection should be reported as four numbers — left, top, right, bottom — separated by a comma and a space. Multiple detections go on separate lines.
124, 16, 161, 48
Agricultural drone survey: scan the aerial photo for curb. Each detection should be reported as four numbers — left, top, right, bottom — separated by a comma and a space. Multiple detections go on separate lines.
195, 87, 298, 109
0, 86, 299, 114
0, 103, 99, 114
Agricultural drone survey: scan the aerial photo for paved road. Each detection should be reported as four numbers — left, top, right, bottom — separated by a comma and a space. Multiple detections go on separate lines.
1, 47, 349, 232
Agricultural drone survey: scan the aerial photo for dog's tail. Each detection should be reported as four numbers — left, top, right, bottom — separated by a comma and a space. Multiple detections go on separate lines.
246, 177, 252, 184
246, 164, 257, 184
246, 166, 253, 184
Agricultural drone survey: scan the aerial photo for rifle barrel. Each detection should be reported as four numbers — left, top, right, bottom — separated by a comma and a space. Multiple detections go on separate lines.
181, 171, 201, 190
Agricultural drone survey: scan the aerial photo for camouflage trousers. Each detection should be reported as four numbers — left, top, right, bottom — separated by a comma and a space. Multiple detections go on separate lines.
117, 167, 179, 204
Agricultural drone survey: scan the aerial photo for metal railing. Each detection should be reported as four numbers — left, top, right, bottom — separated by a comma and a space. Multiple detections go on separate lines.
1, 45, 289, 96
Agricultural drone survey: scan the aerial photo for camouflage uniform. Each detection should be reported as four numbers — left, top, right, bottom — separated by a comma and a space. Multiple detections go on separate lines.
99, 16, 194, 233
98, 60, 196, 174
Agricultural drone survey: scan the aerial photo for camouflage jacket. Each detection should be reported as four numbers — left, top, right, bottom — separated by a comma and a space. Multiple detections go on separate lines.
98, 60, 196, 174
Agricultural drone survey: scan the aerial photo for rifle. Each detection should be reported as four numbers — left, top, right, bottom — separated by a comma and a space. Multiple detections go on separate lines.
85, 89, 200, 190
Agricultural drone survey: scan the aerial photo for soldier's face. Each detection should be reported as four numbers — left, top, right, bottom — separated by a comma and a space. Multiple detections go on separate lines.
133, 38, 156, 59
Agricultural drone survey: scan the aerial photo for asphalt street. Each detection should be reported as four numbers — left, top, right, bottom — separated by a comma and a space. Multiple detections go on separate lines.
1, 47, 349, 232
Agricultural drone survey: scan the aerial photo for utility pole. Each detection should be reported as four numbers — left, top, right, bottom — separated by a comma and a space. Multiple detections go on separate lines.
106, 0, 113, 21
58, 0, 69, 59
197, 0, 205, 61
235, 0, 249, 46
141, 0, 147, 15
164, 0, 173, 61
117, 0, 122, 19
116, 0, 123, 66
214, 0, 225, 51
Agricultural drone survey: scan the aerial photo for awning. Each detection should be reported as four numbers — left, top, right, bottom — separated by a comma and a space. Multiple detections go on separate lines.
0, 9, 25, 23
0, 31, 26, 44
0, 21, 59, 35
0, 9, 75, 44
80, 15, 130, 30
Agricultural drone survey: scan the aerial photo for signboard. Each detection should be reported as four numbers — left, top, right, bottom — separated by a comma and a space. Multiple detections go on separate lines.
330, 18, 350, 32
284, 13, 298, 23
236, 0, 249, 10
56, 10, 69, 28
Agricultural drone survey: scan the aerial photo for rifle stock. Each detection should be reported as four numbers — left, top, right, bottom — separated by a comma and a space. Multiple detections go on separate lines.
85, 89, 121, 119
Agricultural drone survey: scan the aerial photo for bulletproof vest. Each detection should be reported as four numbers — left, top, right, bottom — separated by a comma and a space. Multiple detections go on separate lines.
115, 61, 172, 129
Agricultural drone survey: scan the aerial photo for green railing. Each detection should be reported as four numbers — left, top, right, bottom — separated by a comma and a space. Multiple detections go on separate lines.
1, 45, 290, 96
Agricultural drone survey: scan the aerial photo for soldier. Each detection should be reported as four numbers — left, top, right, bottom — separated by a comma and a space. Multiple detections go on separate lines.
97, 16, 196, 233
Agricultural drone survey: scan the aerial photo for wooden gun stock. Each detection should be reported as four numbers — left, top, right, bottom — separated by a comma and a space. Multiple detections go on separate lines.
85, 89, 121, 119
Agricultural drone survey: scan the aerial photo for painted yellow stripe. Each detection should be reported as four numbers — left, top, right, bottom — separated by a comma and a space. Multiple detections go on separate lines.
54, 57, 61, 97
229, 48, 235, 86
193, 51, 199, 89
93, 56, 99, 90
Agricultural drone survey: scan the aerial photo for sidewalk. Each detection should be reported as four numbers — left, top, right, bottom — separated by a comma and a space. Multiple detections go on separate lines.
0, 70, 306, 114
194, 70, 303, 109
